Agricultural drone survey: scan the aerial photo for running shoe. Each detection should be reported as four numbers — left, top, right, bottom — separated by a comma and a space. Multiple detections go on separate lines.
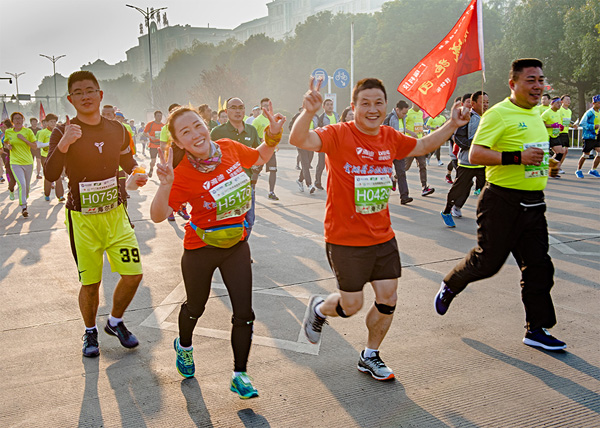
315, 184, 324, 190
173, 338, 195, 378
451, 206, 462, 218
230, 372, 259, 399
357, 351, 395, 381
9, 191, 15, 200
148, 167, 153, 178
303, 296, 327, 344
400, 197, 413, 205
22, 208, 29, 218
421, 186, 435, 196
177, 206, 190, 220
426, 158, 430, 166
558, 169, 565, 174
438, 160, 444, 166
391, 178, 397, 191
575, 170, 584, 179
82, 329, 100, 358
295, 164, 301, 170
36, 174, 42, 179
44, 196, 50, 201
104, 320, 139, 348
268, 192, 279, 201
0, 175, 4, 183
588, 169, 600, 178
441, 211, 455, 228
58, 197, 65, 202
309, 185, 316, 194
168, 213, 176, 221
434, 282, 456, 315
445, 174, 453, 184
523, 328, 566, 351
296, 179, 304, 192
473, 189, 481, 196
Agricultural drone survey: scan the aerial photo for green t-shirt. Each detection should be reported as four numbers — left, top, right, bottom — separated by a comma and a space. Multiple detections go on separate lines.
537, 104, 550, 116
37, 128, 52, 157
472, 97, 549, 191
326, 113, 337, 125
160, 125, 171, 143
122, 123, 133, 136
541, 108, 562, 139
406, 109, 424, 137
4, 128, 36, 165
252, 114, 270, 139
559, 107, 571, 134
427, 115, 446, 131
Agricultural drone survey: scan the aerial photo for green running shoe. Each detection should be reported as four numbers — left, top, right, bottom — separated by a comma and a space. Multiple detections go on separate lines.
173, 338, 195, 378
230, 372, 258, 399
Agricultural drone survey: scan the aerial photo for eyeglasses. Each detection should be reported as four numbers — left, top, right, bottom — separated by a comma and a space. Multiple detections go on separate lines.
227, 105, 245, 111
69, 89, 100, 98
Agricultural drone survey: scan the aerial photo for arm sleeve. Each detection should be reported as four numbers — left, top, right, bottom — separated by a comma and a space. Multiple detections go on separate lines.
467, 116, 478, 142
44, 126, 67, 182
454, 124, 470, 150
314, 123, 337, 154
472, 110, 504, 149
581, 111, 594, 133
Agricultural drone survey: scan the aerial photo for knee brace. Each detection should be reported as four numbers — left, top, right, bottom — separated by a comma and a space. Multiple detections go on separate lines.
374, 301, 396, 315
554, 153, 564, 162
335, 301, 350, 318
231, 311, 255, 326
181, 302, 204, 320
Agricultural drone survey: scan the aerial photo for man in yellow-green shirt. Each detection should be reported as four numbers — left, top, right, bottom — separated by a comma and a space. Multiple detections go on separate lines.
557, 94, 572, 172
426, 114, 446, 166
541, 97, 564, 176
436, 58, 566, 352
405, 103, 434, 196
37, 113, 65, 201
251, 97, 279, 200
536, 93, 551, 115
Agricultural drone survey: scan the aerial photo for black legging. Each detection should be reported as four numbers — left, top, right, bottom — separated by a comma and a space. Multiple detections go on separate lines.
179, 240, 254, 372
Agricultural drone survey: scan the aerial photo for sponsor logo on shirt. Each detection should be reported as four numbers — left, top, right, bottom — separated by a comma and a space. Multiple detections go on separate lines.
378, 150, 391, 161
343, 163, 394, 175
517, 122, 528, 130
202, 173, 226, 190
356, 147, 374, 159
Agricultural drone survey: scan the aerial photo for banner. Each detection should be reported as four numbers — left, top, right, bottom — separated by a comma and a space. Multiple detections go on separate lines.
39, 101, 46, 122
397, 0, 484, 118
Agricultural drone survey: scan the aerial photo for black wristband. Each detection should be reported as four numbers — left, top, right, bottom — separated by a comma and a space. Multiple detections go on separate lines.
501, 151, 521, 165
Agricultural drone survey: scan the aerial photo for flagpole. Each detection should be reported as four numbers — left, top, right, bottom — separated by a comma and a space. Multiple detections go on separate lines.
350, 21, 354, 100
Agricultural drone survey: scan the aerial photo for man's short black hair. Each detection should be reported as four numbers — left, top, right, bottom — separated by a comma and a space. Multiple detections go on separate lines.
168, 103, 180, 113
154, 110, 162, 116
352, 78, 387, 104
462, 93, 472, 103
395, 100, 409, 110
471, 91, 488, 104
68, 71, 99, 93
560, 94, 570, 101
510, 58, 543, 81
542, 93, 550, 99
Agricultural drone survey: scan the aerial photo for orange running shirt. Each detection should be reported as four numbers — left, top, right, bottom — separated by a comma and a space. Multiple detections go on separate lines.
315, 122, 417, 246
168, 139, 259, 250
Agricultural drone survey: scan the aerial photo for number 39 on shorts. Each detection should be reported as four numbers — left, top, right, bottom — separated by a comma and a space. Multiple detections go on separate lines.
120, 248, 141, 263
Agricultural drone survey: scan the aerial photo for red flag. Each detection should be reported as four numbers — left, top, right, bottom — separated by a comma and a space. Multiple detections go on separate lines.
397, 0, 484, 118
39, 101, 46, 122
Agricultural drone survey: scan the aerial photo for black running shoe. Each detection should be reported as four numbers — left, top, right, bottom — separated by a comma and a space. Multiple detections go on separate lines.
435, 282, 456, 315
104, 321, 139, 348
82, 330, 100, 358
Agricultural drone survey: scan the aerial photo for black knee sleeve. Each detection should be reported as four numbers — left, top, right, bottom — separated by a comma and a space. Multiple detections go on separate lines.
374, 301, 396, 315
231, 311, 255, 326
554, 153, 564, 162
181, 302, 204, 320
335, 301, 350, 318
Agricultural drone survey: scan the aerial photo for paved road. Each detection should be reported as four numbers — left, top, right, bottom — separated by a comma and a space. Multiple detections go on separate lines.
1, 148, 599, 427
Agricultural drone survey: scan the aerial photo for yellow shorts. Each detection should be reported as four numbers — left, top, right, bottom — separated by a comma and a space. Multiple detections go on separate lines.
65, 204, 143, 285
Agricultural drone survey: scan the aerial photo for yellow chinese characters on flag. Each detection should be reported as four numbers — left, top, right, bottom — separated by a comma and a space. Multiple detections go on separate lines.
397, 0, 484, 118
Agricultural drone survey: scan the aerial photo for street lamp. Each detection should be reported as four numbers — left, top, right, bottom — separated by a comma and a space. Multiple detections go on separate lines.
40, 54, 66, 113
126, 4, 167, 108
5, 72, 25, 108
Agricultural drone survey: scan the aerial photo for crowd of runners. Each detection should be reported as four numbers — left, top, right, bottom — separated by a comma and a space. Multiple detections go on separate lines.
1, 58, 599, 399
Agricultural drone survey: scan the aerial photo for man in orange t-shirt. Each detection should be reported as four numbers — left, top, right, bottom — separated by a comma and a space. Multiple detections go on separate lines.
143, 110, 164, 177
290, 77, 470, 381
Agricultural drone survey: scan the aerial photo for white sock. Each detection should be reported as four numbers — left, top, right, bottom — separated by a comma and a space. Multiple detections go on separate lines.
179, 342, 192, 351
233, 371, 246, 377
85, 326, 97, 332
108, 315, 123, 327
364, 347, 378, 358
314, 302, 326, 318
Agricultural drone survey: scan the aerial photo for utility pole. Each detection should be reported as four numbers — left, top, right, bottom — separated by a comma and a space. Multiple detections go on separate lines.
5, 72, 25, 108
126, 4, 167, 108
40, 54, 66, 113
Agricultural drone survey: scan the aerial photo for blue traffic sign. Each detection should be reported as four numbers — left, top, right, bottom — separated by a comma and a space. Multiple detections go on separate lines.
311, 68, 328, 87
333, 68, 350, 88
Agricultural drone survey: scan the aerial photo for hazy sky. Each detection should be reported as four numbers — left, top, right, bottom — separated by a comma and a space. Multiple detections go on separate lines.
0, 0, 269, 96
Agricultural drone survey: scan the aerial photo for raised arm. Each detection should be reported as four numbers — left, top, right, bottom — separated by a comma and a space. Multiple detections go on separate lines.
289, 76, 324, 152
407, 102, 470, 157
